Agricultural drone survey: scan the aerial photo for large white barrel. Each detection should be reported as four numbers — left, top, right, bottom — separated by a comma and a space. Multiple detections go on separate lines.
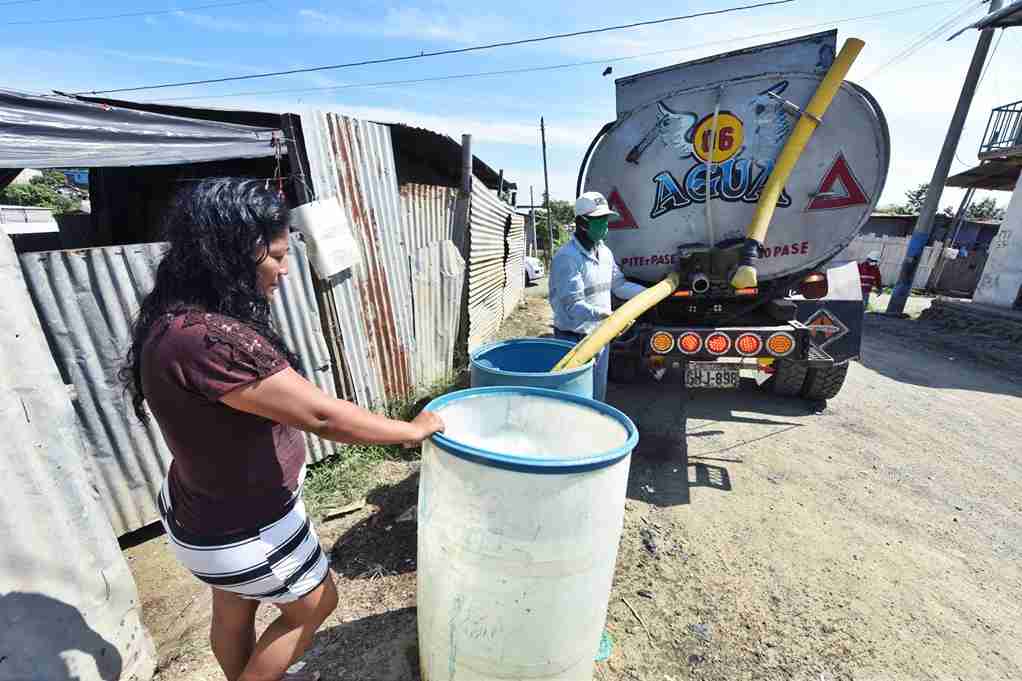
417, 387, 638, 680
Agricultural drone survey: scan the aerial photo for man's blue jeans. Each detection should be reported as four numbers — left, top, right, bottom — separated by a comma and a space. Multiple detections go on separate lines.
554, 329, 609, 402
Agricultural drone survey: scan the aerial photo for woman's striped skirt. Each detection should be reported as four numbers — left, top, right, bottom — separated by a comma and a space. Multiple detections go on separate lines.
157, 479, 330, 604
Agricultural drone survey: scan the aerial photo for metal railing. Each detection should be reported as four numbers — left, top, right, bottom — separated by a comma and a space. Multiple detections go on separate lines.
979, 99, 1022, 159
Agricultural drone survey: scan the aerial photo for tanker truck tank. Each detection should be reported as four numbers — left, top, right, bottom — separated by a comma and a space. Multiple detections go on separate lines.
571, 30, 889, 401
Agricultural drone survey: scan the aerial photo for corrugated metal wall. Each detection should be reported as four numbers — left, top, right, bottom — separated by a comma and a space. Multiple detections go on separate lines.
1, 233, 156, 681
400, 183, 464, 391
468, 182, 512, 350
18, 235, 335, 536
503, 213, 526, 317
302, 112, 415, 406
410, 240, 465, 390
400, 183, 457, 252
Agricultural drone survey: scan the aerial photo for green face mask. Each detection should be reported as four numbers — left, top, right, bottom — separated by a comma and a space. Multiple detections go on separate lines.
585, 216, 610, 242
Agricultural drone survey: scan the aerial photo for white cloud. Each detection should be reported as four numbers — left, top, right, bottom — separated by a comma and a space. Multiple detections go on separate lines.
297, 7, 507, 43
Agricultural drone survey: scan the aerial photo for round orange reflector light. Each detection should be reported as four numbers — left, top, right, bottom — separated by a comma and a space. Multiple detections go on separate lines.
678, 332, 702, 354
650, 331, 674, 354
767, 332, 795, 356
736, 333, 763, 356
705, 332, 731, 355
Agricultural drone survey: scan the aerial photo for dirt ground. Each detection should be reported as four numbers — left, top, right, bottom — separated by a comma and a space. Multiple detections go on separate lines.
129, 282, 1022, 681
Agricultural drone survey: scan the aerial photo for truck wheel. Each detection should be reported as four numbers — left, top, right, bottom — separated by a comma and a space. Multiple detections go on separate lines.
771, 360, 808, 397
801, 364, 849, 401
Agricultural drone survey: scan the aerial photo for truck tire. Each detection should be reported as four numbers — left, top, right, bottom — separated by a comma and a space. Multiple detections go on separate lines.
771, 360, 808, 397
801, 364, 849, 401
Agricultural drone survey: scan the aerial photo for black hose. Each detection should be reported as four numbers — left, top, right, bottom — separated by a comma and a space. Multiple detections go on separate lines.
576, 121, 615, 198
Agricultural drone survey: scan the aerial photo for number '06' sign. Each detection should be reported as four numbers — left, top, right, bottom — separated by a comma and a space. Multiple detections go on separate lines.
692, 112, 744, 164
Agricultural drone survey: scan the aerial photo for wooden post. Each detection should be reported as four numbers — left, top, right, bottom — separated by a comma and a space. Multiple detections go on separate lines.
453, 134, 474, 361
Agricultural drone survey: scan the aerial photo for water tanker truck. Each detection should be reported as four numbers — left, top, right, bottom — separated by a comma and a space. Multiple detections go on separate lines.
569, 31, 889, 400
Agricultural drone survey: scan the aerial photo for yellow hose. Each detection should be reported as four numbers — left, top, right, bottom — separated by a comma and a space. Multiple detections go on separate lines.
731, 37, 865, 289
552, 272, 682, 371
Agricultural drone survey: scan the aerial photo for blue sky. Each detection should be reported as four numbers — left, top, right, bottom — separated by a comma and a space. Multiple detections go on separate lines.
2, 0, 1019, 210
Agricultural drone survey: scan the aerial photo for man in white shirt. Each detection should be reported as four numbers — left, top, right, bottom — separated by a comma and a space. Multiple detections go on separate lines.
549, 191, 647, 401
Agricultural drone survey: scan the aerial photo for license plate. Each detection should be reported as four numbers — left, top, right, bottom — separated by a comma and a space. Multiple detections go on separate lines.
685, 363, 740, 389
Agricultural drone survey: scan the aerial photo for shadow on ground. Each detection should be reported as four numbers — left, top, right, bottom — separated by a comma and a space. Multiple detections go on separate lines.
610, 379, 818, 508
306, 607, 420, 681
329, 473, 420, 580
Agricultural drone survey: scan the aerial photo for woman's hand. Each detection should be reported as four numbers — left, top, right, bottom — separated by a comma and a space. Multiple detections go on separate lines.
404, 410, 445, 448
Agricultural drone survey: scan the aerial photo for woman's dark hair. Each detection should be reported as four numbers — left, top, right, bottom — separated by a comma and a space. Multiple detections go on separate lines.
122, 177, 299, 421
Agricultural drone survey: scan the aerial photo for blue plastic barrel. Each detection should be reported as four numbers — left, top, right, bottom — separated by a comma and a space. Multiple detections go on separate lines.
470, 338, 594, 399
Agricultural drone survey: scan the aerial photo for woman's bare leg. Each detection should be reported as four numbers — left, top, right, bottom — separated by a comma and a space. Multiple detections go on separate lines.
237, 575, 338, 681
210, 587, 259, 681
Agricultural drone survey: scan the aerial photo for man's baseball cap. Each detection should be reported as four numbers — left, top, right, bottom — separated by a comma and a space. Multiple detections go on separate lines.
574, 191, 619, 219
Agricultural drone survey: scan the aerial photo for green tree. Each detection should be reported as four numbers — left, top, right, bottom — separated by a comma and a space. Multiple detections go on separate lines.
894, 183, 954, 217
1, 170, 81, 214
966, 196, 1005, 221
534, 198, 575, 253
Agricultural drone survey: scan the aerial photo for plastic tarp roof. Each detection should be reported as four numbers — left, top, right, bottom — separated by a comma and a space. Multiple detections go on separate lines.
0, 89, 280, 169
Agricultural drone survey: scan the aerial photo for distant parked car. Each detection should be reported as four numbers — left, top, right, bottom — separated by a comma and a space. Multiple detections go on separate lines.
524, 256, 545, 285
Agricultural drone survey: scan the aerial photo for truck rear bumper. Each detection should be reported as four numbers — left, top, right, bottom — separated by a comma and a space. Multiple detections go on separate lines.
613, 321, 834, 368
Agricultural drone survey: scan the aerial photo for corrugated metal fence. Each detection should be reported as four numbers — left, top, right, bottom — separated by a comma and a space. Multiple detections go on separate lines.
19, 235, 336, 536
2, 232, 157, 681
12, 112, 521, 537
504, 212, 526, 317
467, 182, 513, 350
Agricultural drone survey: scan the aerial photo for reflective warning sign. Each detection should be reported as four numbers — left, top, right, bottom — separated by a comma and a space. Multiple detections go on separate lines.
806, 153, 870, 211
805, 308, 849, 348
608, 187, 639, 229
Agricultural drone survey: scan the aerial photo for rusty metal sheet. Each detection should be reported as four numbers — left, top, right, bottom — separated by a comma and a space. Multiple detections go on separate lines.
301, 111, 415, 405
18, 235, 335, 536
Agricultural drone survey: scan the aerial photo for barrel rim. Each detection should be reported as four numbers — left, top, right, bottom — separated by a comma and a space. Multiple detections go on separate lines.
425, 386, 638, 473
470, 337, 595, 377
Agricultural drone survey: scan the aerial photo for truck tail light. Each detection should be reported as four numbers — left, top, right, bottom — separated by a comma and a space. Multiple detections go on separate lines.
650, 331, 674, 354
705, 332, 731, 355
678, 332, 702, 354
736, 333, 763, 356
767, 332, 795, 356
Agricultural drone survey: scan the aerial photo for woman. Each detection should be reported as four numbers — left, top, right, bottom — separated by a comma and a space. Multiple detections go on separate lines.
124, 178, 443, 681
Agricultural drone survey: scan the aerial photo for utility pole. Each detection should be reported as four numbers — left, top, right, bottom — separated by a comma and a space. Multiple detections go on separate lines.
541, 116, 554, 267
886, 0, 1005, 316
529, 185, 536, 256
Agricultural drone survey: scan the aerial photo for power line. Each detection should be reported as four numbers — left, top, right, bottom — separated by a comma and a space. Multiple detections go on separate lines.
73, 0, 795, 96
863, 0, 986, 79
148, 0, 961, 103
4, 0, 266, 26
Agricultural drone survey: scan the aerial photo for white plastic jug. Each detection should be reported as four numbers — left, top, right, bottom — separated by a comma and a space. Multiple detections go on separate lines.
417, 387, 638, 681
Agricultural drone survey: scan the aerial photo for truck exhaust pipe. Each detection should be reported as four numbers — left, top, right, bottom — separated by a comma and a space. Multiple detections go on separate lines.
690, 273, 711, 294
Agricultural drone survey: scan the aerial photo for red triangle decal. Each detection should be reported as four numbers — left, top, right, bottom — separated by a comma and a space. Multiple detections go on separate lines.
608, 188, 639, 229
807, 153, 870, 211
